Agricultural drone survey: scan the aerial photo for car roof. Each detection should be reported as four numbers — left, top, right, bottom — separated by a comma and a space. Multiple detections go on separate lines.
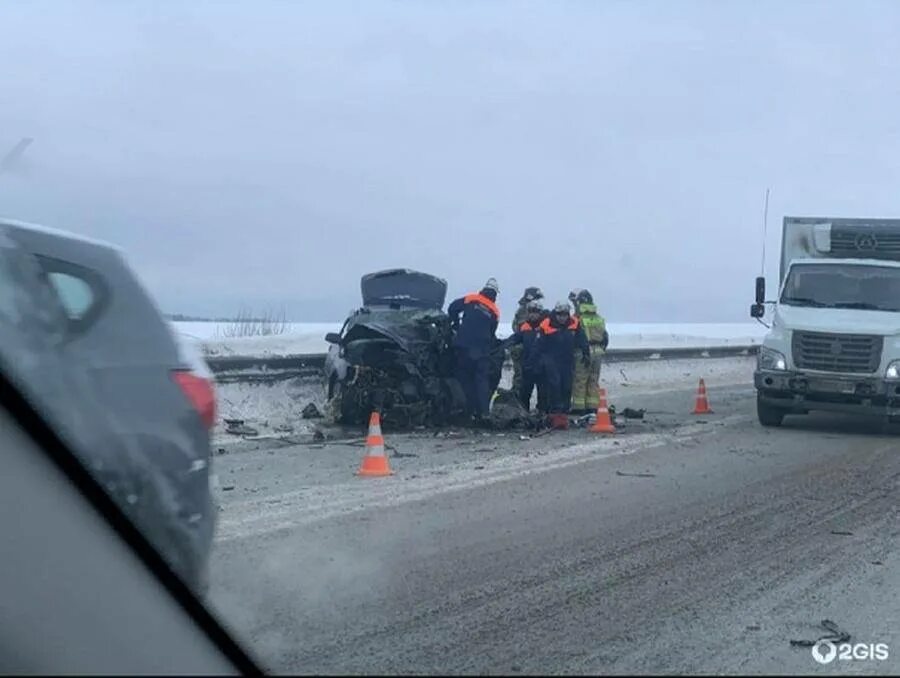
0, 217, 121, 253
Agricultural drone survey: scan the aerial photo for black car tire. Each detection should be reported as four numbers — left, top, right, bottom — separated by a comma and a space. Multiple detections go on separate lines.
757, 394, 786, 427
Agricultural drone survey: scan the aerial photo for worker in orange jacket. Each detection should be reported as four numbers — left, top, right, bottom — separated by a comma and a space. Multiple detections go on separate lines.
448, 278, 501, 423
533, 301, 590, 424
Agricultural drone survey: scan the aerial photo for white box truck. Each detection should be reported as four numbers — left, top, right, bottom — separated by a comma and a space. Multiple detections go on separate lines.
751, 216, 900, 427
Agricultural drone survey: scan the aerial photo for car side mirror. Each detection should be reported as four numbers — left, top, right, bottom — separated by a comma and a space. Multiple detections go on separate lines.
755, 276, 766, 305
750, 304, 765, 319
325, 332, 341, 344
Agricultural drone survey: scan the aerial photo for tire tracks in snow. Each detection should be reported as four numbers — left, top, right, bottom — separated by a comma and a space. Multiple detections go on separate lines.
215, 413, 752, 542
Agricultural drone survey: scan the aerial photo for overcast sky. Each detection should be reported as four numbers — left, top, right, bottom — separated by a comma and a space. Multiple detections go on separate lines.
2, 0, 899, 321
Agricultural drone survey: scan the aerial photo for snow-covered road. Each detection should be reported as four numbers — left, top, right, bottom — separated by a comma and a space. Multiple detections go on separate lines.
207, 366, 900, 675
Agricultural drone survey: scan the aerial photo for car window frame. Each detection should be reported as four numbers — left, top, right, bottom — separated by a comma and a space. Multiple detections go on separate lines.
35, 255, 110, 337
0, 231, 70, 344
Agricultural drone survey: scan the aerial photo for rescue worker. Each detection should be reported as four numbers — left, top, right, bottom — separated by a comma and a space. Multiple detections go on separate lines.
568, 288, 587, 316
499, 300, 545, 411
534, 301, 589, 426
447, 278, 501, 425
570, 289, 609, 414
510, 287, 544, 396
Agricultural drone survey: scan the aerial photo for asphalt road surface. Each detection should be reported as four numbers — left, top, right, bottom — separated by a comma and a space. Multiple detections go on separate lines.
208, 361, 900, 675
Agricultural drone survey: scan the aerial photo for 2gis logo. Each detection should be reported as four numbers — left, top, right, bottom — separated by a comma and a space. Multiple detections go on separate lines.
811, 640, 889, 664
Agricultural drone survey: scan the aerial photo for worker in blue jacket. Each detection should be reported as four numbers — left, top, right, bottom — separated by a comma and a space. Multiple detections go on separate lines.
447, 278, 501, 423
499, 300, 546, 411
533, 301, 590, 419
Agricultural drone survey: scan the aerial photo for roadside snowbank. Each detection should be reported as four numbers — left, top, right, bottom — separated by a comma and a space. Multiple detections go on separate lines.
176, 321, 767, 358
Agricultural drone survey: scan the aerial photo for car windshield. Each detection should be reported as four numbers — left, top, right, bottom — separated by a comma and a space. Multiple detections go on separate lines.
781, 263, 900, 312
5, 2, 900, 676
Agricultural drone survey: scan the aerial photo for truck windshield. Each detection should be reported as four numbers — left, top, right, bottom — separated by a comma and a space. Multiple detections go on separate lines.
781, 263, 900, 311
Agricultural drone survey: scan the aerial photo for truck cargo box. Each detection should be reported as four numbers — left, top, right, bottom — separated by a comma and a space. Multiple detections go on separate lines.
781, 216, 900, 284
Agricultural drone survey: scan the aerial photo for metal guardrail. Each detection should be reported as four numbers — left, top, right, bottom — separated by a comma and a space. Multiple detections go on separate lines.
205, 345, 760, 384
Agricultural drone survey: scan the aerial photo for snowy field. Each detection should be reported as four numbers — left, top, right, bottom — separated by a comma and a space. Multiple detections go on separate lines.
174, 321, 767, 358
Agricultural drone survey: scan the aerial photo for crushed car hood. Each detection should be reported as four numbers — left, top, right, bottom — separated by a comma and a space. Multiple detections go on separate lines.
344, 319, 413, 352
343, 309, 449, 352
361, 269, 447, 310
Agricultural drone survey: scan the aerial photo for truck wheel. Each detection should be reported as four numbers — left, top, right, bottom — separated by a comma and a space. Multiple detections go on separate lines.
881, 416, 900, 434
757, 395, 786, 427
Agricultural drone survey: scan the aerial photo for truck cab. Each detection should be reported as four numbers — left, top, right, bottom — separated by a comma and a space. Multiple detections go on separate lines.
752, 217, 900, 427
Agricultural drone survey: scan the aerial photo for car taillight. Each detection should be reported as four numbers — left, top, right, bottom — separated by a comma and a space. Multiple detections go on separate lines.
172, 370, 216, 429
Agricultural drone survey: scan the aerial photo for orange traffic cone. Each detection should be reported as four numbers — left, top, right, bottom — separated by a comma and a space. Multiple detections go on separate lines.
590, 388, 616, 434
692, 378, 713, 414
357, 411, 393, 477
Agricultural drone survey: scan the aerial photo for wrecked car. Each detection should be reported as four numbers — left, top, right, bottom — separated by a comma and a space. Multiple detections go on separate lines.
324, 269, 468, 428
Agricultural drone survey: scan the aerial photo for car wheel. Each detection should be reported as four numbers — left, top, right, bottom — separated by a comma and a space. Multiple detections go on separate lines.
757, 394, 786, 427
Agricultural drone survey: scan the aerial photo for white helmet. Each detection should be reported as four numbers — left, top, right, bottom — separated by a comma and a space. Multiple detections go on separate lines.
483, 277, 500, 294
553, 301, 571, 314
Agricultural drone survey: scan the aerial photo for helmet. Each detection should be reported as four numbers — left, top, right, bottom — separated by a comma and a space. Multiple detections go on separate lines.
568, 288, 586, 303
553, 301, 571, 315
483, 278, 500, 294
525, 300, 544, 314
520, 286, 543, 304
576, 289, 593, 305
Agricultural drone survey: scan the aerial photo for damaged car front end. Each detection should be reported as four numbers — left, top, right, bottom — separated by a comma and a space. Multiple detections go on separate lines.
324, 269, 468, 428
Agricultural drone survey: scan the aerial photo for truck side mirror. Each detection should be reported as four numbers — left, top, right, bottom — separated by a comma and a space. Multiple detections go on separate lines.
755, 276, 766, 305
750, 304, 765, 319
325, 332, 341, 344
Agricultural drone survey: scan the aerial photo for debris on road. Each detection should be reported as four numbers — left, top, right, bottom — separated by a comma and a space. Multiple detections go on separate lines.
224, 419, 260, 436
221, 485, 236, 491
571, 413, 593, 428
489, 389, 545, 430
830, 530, 854, 536
615, 470, 656, 478
622, 408, 646, 420
302, 403, 323, 419
789, 619, 851, 648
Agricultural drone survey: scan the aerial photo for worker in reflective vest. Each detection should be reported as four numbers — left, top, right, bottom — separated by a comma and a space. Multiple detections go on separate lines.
571, 289, 609, 414
534, 301, 590, 417
448, 278, 501, 423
